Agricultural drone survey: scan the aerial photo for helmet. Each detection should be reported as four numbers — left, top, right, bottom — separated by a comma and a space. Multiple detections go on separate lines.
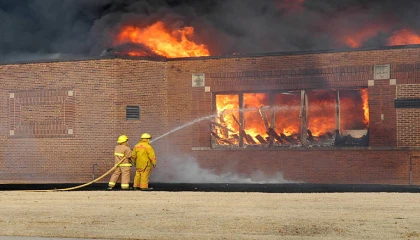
117, 135, 129, 143
140, 133, 151, 139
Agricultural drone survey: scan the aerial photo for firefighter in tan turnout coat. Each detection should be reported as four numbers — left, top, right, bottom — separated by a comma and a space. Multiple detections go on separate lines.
107, 135, 133, 190
132, 133, 157, 190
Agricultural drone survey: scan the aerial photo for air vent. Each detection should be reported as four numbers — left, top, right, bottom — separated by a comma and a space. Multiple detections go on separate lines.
126, 106, 140, 120
394, 99, 420, 108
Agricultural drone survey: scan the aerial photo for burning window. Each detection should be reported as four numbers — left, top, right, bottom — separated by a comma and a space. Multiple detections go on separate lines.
305, 90, 337, 144
243, 93, 270, 144
273, 91, 301, 145
211, 94, 240, 145
212, 88, 369, 148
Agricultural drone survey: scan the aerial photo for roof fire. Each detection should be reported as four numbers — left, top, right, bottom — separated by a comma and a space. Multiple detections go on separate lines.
3, 0, 420, 62
113, 21, 210, 58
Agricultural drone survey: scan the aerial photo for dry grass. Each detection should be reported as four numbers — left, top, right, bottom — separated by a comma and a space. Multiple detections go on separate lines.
0, 191, 419, 240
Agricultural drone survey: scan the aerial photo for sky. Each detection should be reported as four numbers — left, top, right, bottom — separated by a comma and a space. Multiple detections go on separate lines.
1, 0, 420, 62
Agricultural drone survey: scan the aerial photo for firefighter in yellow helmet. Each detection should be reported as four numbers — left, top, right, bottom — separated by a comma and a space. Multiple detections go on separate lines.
132, 133, 157, 190
107, 135, 133, 190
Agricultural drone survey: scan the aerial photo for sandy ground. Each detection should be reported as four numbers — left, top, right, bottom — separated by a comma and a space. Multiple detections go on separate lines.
0, 191, 420, 240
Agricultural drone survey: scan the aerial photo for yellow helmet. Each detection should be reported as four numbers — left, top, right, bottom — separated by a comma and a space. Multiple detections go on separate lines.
117, 135, 129, 143
140, 133, 151, 139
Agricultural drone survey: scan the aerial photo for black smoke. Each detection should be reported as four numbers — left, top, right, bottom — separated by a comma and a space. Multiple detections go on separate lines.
1, 0, 420, 62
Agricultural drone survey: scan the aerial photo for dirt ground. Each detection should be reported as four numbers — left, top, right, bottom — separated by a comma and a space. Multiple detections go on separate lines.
0, 191, 419, 240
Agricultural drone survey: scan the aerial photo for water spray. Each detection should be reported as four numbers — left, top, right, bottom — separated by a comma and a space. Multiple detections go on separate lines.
151, 114, 216, 143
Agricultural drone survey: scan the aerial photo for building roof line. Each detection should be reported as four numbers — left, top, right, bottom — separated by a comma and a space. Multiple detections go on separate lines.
1, 44, 420, 65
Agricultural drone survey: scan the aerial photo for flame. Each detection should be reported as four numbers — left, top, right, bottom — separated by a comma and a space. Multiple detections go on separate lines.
243, 93, 270, 138
215, 94, 239, 142
274, 93, 301, 136
339, 24, 389, 48
361, 88, 370, 126
339, 89, 370, 131
116, 21, 210, 58
339, 26, 420, 48
387, 29, 420, 46
307, 90, 336, 136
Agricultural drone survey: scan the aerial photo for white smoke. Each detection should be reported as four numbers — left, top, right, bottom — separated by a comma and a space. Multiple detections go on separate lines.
151, 152, 293, 184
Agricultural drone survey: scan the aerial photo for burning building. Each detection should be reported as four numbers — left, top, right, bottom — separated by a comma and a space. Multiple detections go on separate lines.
0, 43, 420, 185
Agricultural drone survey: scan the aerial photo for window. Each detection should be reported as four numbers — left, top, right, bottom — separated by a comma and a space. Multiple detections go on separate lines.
212, 94, 240, 145
212, 88, 369, 148
394, 99, 420, 108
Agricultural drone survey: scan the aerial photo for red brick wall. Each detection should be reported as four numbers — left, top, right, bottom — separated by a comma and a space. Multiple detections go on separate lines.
0, 58, 167, 183
1, 47, 420, 185
187, 149, 411, 185
368, 80, 397, 147
396, 84, 420, 147
412, 155, 420, 185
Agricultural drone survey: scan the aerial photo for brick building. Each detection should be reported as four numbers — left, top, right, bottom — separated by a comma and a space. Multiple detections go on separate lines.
1, 45, 419, 185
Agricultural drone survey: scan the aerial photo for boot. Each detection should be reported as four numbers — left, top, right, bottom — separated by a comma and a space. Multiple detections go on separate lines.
106, 186, 113, 190
140, 187, 153, 191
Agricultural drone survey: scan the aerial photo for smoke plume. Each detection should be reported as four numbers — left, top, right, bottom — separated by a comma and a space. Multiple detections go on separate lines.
1, 0, 420, 62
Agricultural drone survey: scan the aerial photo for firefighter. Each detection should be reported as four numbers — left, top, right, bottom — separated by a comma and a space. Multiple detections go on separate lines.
107, 135, 133, 190
132, 133, 157, 191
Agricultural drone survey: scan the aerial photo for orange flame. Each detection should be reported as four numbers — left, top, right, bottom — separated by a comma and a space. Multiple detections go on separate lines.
274, 93, 301, 136
361, 88, 369, 126
307, 90, 336, 136
387, 29, 420, 46
339, 89, 370, 131
215, 94, 240, 142
339, 24, 389, 48
116, 21, 210, 58
243, 93, 270, 138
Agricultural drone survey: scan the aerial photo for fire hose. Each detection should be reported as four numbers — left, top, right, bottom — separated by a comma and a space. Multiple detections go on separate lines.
26, 157, 127, 192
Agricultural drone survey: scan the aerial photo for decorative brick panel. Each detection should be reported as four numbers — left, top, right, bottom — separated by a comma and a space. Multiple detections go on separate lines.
9, 89, 75, 138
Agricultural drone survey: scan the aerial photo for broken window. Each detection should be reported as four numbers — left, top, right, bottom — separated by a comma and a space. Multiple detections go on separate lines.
335, 89, 369, 146
212, 88, 369, 148
243, 93, 270, 145
212, 94, 240, 145
273, 91, 301, 146
305, 90, 337, 145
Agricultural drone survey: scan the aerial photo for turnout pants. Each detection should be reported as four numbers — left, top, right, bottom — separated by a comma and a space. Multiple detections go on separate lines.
108, 166, 131, 189
133, 166, 152, 189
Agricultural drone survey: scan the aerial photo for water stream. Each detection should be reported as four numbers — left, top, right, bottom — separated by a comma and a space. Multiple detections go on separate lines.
151, 114, 216, 143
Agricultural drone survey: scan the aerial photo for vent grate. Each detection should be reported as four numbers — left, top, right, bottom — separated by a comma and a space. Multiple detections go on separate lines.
394, 99, 420, 108
126, 106, 140, 120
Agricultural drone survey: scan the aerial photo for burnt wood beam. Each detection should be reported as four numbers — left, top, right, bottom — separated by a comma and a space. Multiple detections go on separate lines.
267, 128, 284, 144
255, 134, 267, 144
211, 121, 235, 133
